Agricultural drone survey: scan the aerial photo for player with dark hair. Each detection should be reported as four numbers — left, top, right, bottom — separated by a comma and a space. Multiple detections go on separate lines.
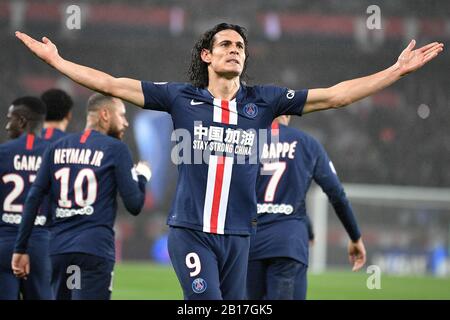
14, 23, 443, 299
247, 116, 364, 300
12, 93, 151, 300
40, 88, 73, 142
0, 96, 52, 300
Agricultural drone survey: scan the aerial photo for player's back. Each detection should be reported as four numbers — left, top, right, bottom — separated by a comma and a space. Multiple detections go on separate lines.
251, 124, 323, 264
45, 129, 133, 261
0, 134, 50, 240
257, 123, 321, 223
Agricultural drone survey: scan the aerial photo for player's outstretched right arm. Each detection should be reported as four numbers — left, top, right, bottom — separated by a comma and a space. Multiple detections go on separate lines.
15, 31, 144, 107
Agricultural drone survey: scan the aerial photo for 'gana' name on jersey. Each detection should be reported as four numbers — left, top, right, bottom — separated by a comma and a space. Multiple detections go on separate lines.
54, 148, 104, 167
13, 155, 42, 171
261, 142, 297, 160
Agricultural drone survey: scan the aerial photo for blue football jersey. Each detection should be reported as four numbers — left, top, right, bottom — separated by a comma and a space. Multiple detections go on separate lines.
141, 82, 308, 235
0, 134, 50, 240
42, 127, 67, 142
15, 130, 147, 261
249, 122, 361, 265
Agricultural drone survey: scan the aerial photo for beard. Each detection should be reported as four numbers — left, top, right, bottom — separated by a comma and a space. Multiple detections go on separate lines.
107, 126, 124, 140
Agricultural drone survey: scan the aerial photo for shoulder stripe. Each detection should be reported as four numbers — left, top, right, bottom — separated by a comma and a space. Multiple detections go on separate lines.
80, 129, 92, 144
44, 128, 54, 140
26, 134, 35, 150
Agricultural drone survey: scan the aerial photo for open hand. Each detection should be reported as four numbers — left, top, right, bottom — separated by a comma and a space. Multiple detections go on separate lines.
397, 40, 444, 76
16, 31, 60, 65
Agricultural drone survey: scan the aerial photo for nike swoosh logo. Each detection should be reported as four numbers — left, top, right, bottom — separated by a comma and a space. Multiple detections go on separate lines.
190, 99, 204, 105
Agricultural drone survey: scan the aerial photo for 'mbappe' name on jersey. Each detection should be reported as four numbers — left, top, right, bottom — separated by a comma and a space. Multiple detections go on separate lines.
54, 148, 104, 167
261, 142, 297, 160
13, 155, 42, 171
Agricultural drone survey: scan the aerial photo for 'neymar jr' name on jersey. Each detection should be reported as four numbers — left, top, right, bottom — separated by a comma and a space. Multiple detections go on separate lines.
53, 148, 104, 167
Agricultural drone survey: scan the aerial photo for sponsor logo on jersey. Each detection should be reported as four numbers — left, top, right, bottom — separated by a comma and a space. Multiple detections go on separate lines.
243, 103, 258, 118
2, 213, 46, 226
55, 206, 94, 218
190, 99, 204, 106
257, 203, 294, 215
192, 278, 207, 294
286, 89, 295, 99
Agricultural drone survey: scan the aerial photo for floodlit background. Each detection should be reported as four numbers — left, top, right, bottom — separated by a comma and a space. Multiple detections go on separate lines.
1, 0, 449, 298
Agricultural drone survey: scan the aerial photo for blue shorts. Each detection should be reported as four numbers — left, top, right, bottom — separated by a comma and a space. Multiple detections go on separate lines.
50, 253, 114, 300
168, 226, 250, 300
247, 257, 307, 300
0, 238, 52, 300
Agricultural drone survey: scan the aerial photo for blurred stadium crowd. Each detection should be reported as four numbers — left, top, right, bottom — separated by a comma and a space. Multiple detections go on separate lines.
1, 0, 449, 262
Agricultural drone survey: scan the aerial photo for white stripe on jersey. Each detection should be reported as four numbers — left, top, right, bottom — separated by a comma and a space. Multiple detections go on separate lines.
213, 98, 222, 124
228, 100, 238, 125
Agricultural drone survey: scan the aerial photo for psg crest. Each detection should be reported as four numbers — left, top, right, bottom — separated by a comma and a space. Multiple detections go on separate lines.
192, 278, 207, 294
243, 103, 258, 118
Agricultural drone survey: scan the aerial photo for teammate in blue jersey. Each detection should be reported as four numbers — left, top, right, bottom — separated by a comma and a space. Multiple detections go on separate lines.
41, 88, 73, 142
40, 89, 74, 227
15, 23, 443, 299
305, 215, 315, 245
12, 93, 151, 300
247, 116, 365, 300
0, 96, 52, 300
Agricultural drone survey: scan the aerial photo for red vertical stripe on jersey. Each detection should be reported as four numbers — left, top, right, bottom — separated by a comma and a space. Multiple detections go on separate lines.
80, 129, 92, 144
26, 134, 35, 150
221, 100, 230, 124
44, 127, 54, 140
210, 156, 225, 234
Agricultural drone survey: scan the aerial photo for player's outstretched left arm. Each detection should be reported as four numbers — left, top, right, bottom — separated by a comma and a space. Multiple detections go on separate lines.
303, 40, 444, 114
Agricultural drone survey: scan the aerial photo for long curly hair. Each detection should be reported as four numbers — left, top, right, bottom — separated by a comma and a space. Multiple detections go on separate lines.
188, 23, 249, 88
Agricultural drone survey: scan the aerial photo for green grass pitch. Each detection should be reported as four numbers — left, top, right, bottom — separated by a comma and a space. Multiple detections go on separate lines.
111, 262, 450, 300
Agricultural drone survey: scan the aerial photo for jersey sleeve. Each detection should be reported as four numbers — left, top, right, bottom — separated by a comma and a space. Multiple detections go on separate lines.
262, 85, 308, 118
113, 142, 148, 216
311, 140, 361, 242
141, 81, 174, 113
305, 215, 315, 241
14, 148, 53, 253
